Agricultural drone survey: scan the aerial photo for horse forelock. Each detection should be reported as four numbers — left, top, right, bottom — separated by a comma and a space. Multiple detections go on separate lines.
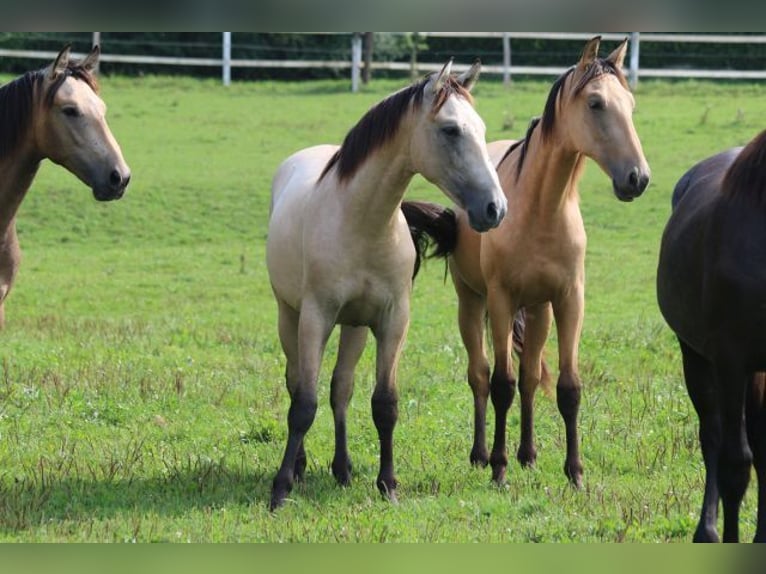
722, 129, 766, 204
540, 59, 629, 143
431, 75, 474, 114
319, 73, 471, 184
0, 61, 99, 161
44, 62, 100, 108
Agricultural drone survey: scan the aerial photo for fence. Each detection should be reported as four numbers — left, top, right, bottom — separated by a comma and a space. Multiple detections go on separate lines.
1, 32, 765, 90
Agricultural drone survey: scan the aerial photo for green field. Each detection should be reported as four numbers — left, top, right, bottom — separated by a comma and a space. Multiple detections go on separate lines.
1, 71, 766, 542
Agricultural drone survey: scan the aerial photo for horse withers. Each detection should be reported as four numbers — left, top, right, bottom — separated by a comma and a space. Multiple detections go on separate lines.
0, 45, 130, 326
266, 61, 505, 510
658, 129, 766, 543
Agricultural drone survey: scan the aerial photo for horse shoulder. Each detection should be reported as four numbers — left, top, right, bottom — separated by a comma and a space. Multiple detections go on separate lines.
444, 207, 485, 296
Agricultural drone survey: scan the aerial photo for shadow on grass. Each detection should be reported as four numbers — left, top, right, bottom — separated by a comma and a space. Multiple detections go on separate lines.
0, 457, 381, 539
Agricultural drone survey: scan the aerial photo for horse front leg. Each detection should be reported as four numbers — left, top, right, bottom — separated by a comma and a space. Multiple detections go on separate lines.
453, 268, 491, 467
487, 285, 517, 485
330, 325, 369, 486
553, 285, 585, 488
679, 339, 721, 542
370, 303, 409, 503
516, 303, 552, 469
270, 299, 334, 511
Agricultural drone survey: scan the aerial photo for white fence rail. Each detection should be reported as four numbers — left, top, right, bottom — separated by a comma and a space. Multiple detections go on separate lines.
1, 32, 765, 90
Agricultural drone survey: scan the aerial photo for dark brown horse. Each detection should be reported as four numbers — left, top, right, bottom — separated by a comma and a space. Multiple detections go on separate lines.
657, 128, 766, 543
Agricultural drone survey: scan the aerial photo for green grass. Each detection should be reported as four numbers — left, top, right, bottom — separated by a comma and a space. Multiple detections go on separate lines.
1, 72, 766, 541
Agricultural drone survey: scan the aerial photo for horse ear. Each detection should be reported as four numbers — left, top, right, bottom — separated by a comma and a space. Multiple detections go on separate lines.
605, 37, 628, 69
79, 45, 101, 72
49, 44, 71, 79
577, 36, 601, 70
457, 59, 481, 92
433, 58, 453, 93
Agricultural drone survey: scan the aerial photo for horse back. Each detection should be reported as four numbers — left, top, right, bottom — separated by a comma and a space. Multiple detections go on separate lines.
671, 147, 742, 210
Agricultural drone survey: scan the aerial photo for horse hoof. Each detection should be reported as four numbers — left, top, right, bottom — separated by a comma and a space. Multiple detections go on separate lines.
332, 459, 353, 487
470, 448, 489, 468
516, 446, 537, 468
491, 465, 507, 485
269, 488, 289, 512
564, 461, 583, 488
376, 476, 398, 501
693, 526, 720, 543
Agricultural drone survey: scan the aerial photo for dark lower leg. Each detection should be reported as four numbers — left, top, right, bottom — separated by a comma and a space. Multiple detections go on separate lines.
489, 367, 515, 484
557, 372, 583, 487
270, 393, 317, 511
517, 365, 537, 468
372, 389, 398, 500
330, 367, 354, 486
469, 365, 490, 467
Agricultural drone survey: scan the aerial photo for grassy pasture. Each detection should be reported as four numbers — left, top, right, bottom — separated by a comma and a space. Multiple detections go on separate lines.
1, 70, 766, 542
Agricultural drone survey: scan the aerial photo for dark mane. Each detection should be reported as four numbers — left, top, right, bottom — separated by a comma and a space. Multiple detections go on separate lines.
0, 59, 99, 160
496, 117, 540, 178
319, 74, 472, 183
499, 57, 629, 180
721, 129, 766, 203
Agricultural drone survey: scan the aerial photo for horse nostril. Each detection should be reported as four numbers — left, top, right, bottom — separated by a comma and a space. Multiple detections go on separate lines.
486, 201, 498, 221
639, 173, 649, 192
628, 168, 639, 189
110, 170, 123, 189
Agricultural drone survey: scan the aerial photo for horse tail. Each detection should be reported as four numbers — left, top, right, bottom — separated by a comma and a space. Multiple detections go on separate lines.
510, 308, 553, 396
400, 200, 458, 279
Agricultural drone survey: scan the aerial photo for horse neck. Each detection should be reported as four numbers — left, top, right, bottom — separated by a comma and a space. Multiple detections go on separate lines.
508, 126, 586, 219
0, 81, 43, 233
0, 146, 42, 234
334, 133, 415, 233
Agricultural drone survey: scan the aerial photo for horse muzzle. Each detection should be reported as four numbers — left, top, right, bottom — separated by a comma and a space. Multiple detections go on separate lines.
93, 168, 131, 201
466, 196, 507, 232
613, 166, 650, 202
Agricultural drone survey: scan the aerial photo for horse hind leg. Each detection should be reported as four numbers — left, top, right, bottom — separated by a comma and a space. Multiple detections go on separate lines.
679, 339, 721, 542
330, 325, 368, 486
453, 269, 491, 467
270, 299, 333, 511
515, 303, 552, 469
370, 304, 410, 503
714, 360, 752, 543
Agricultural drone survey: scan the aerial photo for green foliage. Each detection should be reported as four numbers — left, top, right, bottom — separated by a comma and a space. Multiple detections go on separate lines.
0, 72, 765, 541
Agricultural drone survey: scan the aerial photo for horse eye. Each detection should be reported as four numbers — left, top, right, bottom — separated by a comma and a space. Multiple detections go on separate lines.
441, 125, 461, 137
62, 106, 81, 118
588, 98, 605, 111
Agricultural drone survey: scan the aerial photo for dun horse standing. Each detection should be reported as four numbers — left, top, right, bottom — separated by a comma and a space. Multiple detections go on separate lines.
658, 129, 766, 543
266, 61, 506, 510
403, 37, 650, 486
0, 45, 130, 326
